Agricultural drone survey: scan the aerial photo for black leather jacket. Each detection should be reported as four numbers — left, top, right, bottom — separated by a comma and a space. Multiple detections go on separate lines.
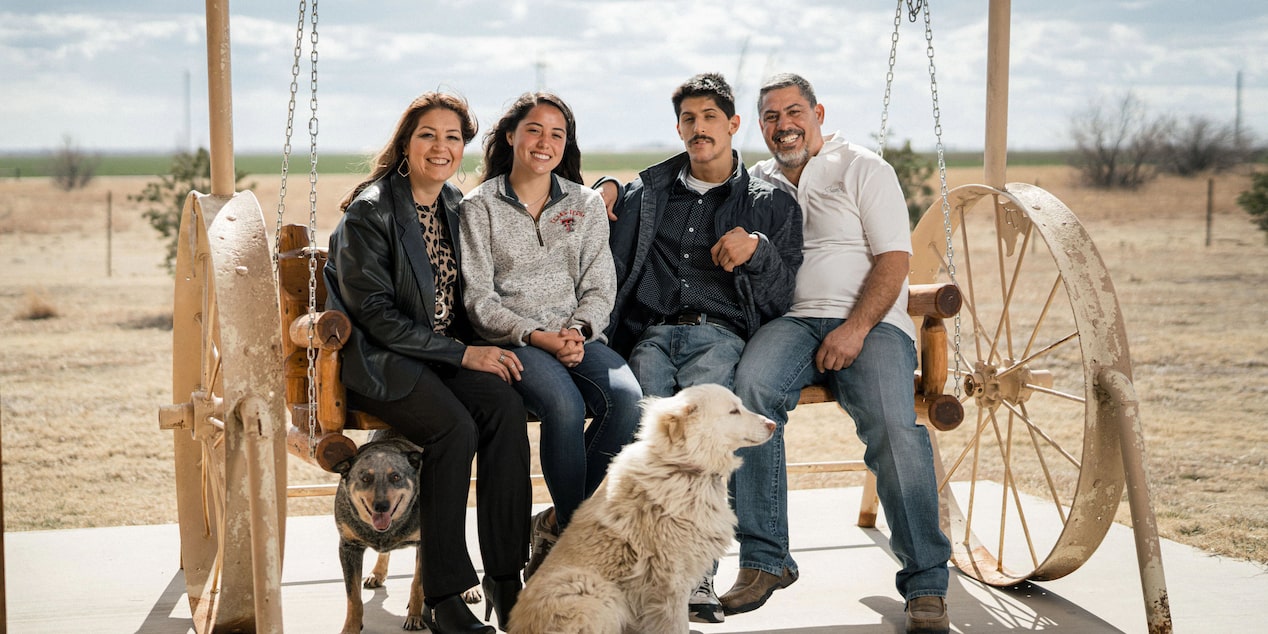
325, 171, 472, 402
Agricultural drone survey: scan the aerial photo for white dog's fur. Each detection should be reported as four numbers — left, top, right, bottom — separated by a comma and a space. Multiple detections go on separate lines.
508, 384, 775, 634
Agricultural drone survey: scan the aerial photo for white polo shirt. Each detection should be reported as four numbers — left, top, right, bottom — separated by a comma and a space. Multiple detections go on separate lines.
750, 133, 917, 341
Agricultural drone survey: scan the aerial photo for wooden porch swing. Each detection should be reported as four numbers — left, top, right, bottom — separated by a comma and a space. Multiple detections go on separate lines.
160, 0, 1172, 631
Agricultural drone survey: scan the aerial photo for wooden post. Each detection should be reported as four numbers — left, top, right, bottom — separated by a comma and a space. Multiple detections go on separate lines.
1, 402, 7, 631
205, 0, 235, 197
106, 191, 113, 277
1205, 177, 1214, 247
984, 0, 1011, 189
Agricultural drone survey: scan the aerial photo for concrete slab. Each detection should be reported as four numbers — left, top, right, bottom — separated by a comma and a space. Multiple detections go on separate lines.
6, 486, 1266, 633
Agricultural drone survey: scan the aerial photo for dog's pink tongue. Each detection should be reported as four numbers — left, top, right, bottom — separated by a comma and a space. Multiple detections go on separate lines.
372, 512, 392, 532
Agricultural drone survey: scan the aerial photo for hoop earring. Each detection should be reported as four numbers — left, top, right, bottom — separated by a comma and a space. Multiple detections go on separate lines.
457, 164, 468, 185
396, 158, 410, 177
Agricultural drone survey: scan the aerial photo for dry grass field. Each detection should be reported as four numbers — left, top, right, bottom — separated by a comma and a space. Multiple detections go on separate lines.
1, 164, 1266, 571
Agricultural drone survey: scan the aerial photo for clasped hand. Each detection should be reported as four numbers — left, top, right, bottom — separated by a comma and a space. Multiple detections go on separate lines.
711, 227, 759, 272
532, 327, 585, 367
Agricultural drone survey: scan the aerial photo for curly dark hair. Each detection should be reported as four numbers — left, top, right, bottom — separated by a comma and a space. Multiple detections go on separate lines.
672, 72, 735, 119
480, 91, 583, 185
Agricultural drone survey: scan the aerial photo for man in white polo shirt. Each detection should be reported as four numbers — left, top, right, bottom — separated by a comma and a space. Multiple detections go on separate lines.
725, 73, 951, 634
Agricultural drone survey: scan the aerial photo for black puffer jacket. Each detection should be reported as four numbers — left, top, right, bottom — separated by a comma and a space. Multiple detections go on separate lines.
324, 170, 472, 402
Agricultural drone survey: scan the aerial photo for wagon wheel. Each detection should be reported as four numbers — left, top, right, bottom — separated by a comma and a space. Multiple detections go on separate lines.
160, 191, 289, 631
910, 182, 1132, 586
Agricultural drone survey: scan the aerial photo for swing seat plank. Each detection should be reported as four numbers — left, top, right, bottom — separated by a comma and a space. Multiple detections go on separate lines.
276, 225, 962, 475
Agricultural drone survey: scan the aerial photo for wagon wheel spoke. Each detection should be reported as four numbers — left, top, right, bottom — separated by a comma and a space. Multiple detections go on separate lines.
987, 221, 1034, 365
1018, 402, 1070, 524
1000, 399, 1081, 469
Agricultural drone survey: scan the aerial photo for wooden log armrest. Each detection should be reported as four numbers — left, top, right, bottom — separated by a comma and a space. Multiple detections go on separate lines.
907, 283, 961, 319
288, 310, 351, 350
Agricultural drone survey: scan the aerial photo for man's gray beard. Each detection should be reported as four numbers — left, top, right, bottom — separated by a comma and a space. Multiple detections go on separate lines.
773, 147, 810, 169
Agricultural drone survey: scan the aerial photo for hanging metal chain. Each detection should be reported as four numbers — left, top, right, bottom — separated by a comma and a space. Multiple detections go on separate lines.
920, 0, 962, 398
273, 0, 308, 269
878, 0, 926, 157
876, 0, 904, 157
304, 0, 321, 456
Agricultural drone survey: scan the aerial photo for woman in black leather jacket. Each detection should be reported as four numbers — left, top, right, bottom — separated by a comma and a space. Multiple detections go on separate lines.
325, 92, 529, 634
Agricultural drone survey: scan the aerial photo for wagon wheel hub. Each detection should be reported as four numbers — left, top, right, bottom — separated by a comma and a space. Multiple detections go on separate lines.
963, 360, 1054, 411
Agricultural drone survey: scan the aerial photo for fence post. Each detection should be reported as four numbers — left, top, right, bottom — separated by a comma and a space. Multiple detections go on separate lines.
106, 191, 113, 277
1205, 178, 1214, 247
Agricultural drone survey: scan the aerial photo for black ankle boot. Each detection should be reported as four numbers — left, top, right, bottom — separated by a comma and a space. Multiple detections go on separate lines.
421, 594, 495, 634
481, 575, 521, 632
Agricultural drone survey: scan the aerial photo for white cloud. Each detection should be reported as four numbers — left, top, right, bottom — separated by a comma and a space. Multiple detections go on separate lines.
2, 1, 1267, 154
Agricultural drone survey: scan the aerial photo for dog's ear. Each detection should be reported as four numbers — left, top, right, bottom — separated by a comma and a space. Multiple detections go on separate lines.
332, 456, 354, 477
658, 401, 697, 445
406, 450, 423, 471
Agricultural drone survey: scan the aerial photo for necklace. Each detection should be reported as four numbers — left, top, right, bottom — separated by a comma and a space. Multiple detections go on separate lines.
524, 190, 549, 209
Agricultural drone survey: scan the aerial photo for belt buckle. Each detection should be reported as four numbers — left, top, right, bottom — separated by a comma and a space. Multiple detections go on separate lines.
676, 312, 704, 326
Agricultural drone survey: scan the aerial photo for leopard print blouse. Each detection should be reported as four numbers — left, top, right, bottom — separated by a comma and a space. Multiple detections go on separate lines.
416, 201, 457, 334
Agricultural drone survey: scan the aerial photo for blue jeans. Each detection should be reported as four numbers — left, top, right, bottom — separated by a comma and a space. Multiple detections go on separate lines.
732, 317, 950, 600
627, 324, 745, 397
512, 342, 642, 529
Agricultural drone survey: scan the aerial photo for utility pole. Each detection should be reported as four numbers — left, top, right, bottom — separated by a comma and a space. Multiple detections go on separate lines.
184, 69, 192, 153
535, 59, 547, 91
1235, 70, 1244, 148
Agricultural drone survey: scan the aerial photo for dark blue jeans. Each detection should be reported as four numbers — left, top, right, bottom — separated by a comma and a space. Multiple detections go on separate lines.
733, 317, 950, 600
512, 341, 642, 529
626, 323, 745, 397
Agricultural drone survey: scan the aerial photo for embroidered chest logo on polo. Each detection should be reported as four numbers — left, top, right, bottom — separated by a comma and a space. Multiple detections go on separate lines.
549, 208, 585, 232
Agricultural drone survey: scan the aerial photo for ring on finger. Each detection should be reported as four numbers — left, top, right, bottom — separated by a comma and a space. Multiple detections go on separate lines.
498, 352, 506, 362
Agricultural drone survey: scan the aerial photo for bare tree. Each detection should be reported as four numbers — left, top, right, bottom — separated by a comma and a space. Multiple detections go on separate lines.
1158, 115, 1248, 176
1069, 92, 1164, 189
50, 134, 99, 191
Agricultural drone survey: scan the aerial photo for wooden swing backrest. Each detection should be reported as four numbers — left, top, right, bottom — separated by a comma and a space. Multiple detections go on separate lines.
275, 224, 961, 473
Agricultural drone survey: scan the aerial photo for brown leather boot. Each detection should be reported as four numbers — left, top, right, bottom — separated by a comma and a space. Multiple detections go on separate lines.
719, 567, 798, 615
905, 596, 950, 633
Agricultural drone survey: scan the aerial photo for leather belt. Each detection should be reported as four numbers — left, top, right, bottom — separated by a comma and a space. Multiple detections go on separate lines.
658, 312, 742, 337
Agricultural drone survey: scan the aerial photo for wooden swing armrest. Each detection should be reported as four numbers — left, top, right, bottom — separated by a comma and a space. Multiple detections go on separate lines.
907, 283, 961, 319
793, 283, 963, 430
283, 309, 351, 438
287, 309, 351, 350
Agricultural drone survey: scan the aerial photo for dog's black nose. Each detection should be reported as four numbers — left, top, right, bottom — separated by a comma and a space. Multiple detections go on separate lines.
373, 501, 391, 513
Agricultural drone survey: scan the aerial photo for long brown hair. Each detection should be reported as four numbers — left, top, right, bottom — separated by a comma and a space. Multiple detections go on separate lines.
340, 92, 478, 211
480, 91, 583, 185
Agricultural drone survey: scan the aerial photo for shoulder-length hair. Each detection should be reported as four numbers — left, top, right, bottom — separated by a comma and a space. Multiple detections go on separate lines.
340, 91, 478, 211
480, 91, 583, 185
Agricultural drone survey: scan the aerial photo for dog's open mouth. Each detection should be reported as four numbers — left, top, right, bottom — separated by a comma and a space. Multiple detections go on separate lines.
372, 511, 393, 532
361, 497, 401, 532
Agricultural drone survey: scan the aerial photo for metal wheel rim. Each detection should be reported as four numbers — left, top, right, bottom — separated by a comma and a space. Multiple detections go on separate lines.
170, 191, 288, 630
910, 183, 1130, 585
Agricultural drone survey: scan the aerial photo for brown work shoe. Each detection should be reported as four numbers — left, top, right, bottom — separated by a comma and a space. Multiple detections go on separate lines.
905, 596, 950, 633
719, 567, 798, 615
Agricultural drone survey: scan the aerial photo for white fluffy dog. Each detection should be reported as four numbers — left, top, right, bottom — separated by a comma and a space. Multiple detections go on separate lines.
508, 383, 775, 634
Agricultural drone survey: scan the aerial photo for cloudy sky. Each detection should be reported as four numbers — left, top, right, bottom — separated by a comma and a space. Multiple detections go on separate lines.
3, 0, 1266, 157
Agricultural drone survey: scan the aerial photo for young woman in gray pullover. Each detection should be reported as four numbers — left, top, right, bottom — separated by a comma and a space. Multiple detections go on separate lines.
459, 92, 642, 582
